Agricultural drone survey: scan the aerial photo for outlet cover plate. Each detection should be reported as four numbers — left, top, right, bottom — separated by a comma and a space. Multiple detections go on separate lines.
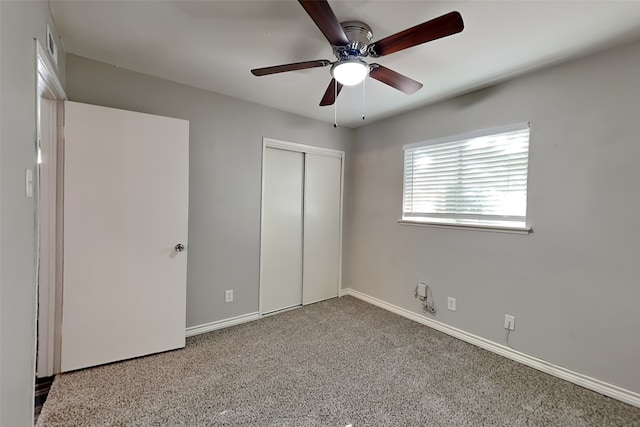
504, 314, 515, 331
225, 290, 233, 303
447, 297, 456, 311
417, 283, 427, 297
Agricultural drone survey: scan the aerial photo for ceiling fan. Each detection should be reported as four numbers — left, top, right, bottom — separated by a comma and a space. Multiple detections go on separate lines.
251, 0, 464, 107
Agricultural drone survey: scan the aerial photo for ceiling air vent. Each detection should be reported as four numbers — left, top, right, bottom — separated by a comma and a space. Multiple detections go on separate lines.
46, 25, 58, 67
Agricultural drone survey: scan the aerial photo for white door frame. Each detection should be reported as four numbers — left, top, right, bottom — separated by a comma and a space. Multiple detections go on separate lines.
35, 40, 67, 378
259, 137, 345, 315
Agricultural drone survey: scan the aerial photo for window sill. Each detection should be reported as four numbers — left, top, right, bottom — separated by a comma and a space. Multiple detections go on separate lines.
398, 219, 533, 235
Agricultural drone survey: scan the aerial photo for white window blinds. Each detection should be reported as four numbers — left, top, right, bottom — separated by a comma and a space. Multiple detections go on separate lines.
402, 123, 530, 228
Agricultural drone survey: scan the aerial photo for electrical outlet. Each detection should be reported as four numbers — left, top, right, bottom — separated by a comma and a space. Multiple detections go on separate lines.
504, 314, 515, 331
225, 290, 233, 303
447, 297, 456, 311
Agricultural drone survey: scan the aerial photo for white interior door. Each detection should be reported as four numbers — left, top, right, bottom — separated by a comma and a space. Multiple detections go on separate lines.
61, 101, 189, 372
260, 147, 304, 314
303, 154, 342, 305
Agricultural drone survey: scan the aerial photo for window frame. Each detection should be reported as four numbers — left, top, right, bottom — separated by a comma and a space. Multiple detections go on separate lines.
399, 123, 533, 234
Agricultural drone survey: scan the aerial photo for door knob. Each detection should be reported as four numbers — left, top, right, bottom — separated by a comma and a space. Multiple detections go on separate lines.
175, 243, 185, 252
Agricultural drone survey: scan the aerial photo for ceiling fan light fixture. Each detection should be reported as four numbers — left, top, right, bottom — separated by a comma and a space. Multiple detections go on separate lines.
331, 59, 368, 86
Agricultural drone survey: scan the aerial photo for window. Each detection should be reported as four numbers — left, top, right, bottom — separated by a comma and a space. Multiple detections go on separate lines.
402, 123, 531, 232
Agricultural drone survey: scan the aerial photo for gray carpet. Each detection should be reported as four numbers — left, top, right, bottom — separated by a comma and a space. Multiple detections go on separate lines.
38, 296, 640, 426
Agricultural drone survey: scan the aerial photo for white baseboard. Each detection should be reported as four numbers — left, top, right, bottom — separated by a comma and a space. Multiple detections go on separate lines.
186, 312, 261, 337
341, 287, 640, 408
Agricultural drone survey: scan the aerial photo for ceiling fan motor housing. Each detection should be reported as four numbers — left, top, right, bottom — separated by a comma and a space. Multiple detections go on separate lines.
334, 21, 373, 58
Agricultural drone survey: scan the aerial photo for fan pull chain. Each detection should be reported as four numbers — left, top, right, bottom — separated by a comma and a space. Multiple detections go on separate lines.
333, 80, 338, 128
362, 77, 366, 121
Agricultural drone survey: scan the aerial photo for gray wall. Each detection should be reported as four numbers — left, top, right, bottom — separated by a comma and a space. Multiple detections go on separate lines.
4, 6, 638, 424
65, 54, 353, 329
349, 38, 640, 394
0, 1, 66, 425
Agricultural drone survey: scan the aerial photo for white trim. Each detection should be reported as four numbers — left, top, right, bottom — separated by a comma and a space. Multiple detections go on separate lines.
36, 41, 66, 100
402, 122, 530, 150
263, 137, 343, 158
35, 40, 67, 378
337, 152, 345, 298
398, 219, 533, 235
341, 287, 640, 408
36, 99, 58, 378
258, 141, 267, 315
185, 312, 261, 337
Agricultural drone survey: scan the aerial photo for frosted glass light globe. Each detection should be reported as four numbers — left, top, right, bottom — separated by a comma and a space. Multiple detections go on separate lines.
331, 60, 368, 86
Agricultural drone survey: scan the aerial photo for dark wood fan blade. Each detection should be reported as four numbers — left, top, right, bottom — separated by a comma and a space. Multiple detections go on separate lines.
251, 60, 331, 76
369, 65, 423, 94
320, 79, 344, 106
299, 0, 349, 46
370, 11, 464, 57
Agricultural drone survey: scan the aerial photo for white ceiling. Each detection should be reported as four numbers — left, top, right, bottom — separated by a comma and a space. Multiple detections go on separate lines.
51, 1, 640, 128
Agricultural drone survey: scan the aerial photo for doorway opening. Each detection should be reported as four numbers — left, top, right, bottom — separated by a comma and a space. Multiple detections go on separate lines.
34, 40, 66, 422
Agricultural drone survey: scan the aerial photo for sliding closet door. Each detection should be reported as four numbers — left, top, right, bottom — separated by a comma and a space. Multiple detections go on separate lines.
260, 147, 304, 314
303, 154, 342, 305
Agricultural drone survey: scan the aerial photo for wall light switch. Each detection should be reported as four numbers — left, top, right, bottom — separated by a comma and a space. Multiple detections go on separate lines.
25, 169, 34, 198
